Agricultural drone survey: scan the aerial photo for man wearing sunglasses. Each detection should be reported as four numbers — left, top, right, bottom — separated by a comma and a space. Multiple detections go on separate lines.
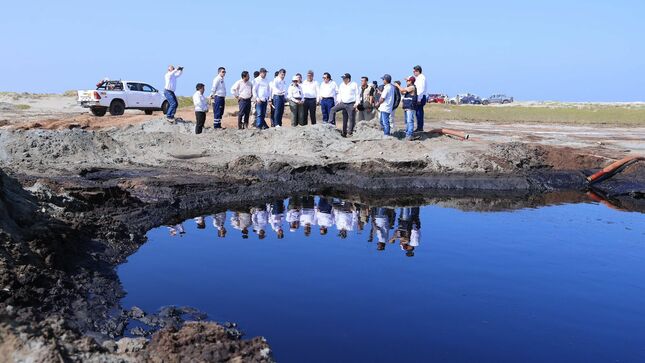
210, 67, 227, 129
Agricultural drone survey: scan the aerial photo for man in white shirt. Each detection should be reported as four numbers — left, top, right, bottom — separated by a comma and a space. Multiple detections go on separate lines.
192, 83, 208, 134
268, 200, 285, 239
301, 70, 319, 125
231, 71, 253, 129
318, 72, 338, 125
209, 67, 227, 129
213, 212, 227, 238
251, 205, 268, 240
413, 65, 427, 132
376, 74, 394, 136
329, 73, 360, 137
270, 69, 287, 128
315, 197, 334, 236
288, 75, 305, 127
164, 65, 183, 122
252, 68, 271, 129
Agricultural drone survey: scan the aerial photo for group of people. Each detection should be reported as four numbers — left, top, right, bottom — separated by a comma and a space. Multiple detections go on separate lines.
164, 65, 429, 140
166, 196, 421, 256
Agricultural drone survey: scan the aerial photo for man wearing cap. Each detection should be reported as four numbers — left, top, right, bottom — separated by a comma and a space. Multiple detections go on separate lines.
288, 75, 305, 126
301, 70, 319, 125
318, 72, 338, 125
252, 68, 271, 129
413, 65, 427, 132
329, 73, 360, 137
270, 69, 288, 128
210, 67, 227, 129
395, 76, 418, 140
376, 74, 395, 135
231, 71, 253, 129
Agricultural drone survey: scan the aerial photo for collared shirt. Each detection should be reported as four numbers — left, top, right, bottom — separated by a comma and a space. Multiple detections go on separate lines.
253, 76, 271, 101
378, 84, 394, 113
193, 90, 208, 112
300, 209, 316, 226
164, 69, 182, 91
210, 75, 226, 97
334, 210, 357, 231
287, 83, 304, 102
318, 80, 338, 101
338, 81, 360, 105
212, 212, 226, 230
231, 79, 253, 99
315, 211, 334, 228
415, 73, 427, 101
270, 77, 287, 97
301, 80, 319, 99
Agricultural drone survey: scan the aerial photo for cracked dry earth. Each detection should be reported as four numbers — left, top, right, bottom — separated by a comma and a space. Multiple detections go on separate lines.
0, 114, 643, 362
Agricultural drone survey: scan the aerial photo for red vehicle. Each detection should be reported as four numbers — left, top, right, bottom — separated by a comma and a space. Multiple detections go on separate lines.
427, 93, 448, 104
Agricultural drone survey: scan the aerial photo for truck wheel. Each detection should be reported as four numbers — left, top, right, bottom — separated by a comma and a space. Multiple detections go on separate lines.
161, 101, 169, 114
144, 110, 154, 115
109, 100, 125, 116
502, 100, 510, 104
482, 100, 489, 105
90, 107, 107, 117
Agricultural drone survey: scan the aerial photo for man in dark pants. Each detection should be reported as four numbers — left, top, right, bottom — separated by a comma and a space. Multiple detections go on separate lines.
413, 65, 427, 132
253, 68, 271, 129
270, 69, 287, 128
329, 73, 360, 137
301, 70, 318, 125
231, 71, 253, 129
318, 72, 338, 125
192, 83, 208, 134
210, 66, 227, 129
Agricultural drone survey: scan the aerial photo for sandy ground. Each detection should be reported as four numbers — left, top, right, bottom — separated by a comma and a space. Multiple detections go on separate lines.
1, 94, 643, 161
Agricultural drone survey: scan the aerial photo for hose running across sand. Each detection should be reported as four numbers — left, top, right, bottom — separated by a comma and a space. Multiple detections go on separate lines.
586, 156, 645, 184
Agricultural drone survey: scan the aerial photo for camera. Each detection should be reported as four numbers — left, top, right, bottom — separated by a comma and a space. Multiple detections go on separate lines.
177, 66, 184, 71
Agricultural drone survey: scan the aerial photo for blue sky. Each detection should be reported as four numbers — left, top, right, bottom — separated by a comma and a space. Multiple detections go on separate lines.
1, 0, 643, 101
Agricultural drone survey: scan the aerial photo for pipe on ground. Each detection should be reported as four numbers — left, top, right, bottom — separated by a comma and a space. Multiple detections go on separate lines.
428, 128, 470, 140
586, 156, 644, 184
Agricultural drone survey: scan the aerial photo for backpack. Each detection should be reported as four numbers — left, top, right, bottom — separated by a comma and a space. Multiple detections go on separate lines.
392, 87, 401, 110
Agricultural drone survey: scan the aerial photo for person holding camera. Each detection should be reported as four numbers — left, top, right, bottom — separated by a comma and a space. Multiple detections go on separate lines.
357, 76, 375, 122
193, 83, 208, 134
395, 76, 418, 140
164, 65, 183, 122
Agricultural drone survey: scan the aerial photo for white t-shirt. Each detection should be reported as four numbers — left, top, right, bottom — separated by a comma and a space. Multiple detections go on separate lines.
378, 84, 394, 113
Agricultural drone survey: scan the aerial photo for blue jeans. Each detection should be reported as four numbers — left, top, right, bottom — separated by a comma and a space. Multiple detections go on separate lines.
255, 101, 268, 128
415, 95, 426, 131
272, 95, 285, 127
164, 90, 178, 118
404, 109, 415, 138
213, 96, 225, 127
320, 98, 335, 124
380, 111, 391, 135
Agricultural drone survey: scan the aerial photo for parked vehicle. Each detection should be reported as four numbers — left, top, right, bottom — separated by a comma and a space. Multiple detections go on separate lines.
428, 94, 448, 104
482, 94, 514, 105
460, 93, 482, 105
77, 79, 168, 116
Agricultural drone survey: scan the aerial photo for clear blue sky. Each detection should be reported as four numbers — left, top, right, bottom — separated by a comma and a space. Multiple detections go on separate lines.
1, 0, 643, 101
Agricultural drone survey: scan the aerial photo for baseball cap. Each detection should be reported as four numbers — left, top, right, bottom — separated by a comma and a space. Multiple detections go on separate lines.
292, 75, 299, 81
341, 73, 351, 80
381, 74, 392, 82
259, 67, 267, 73
406, 76, 416, 83
307, 70, 314, 75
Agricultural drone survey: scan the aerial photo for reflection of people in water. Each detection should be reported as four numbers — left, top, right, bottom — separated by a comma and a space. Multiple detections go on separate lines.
333, 199, 357, 239
212, 212, 227, 238
372, 207, 391, 251
316, 197, 333, 235
269, 200, 285, 239
195, 216, 206, 229
231, 211, 251, 239
251, 205, 268, 239
167, 223, 185, 237
390, 207, 421, 256
286, 197, 301, 232
300, 196, 316, 237
358, 205, 369, 232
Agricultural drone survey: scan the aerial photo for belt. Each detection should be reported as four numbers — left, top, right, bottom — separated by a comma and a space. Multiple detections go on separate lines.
304, 97, 316, 100
321, 97, 334, 100
214, 95, 225, 98
293, 97, 303, 101
239, 97, 252, 101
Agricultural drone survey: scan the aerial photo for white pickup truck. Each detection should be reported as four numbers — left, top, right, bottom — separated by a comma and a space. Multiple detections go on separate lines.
77, 80, 169, 116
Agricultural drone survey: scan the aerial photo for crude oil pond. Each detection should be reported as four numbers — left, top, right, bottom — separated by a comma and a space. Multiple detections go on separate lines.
118, 196, 645, 362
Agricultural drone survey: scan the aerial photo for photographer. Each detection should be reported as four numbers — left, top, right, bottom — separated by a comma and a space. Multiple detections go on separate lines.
164, 65, 183, 122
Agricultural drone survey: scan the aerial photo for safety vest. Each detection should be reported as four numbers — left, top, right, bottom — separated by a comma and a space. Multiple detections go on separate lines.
402, 85, 417, 110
